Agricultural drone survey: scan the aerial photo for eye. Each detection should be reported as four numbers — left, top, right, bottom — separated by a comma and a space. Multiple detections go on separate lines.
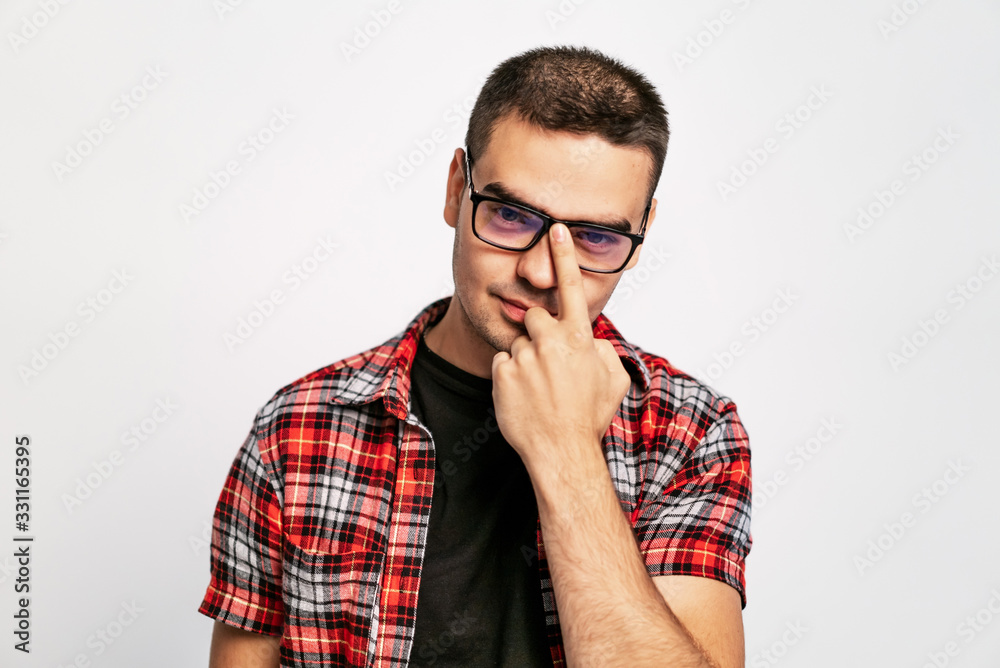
574, 229, 616, 246
499, 206, 522, 222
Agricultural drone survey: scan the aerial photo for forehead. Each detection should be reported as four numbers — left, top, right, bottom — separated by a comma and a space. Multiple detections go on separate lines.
474, 114, 651, 227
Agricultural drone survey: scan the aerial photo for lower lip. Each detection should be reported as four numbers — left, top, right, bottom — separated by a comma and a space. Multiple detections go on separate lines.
500, 298, 527, 323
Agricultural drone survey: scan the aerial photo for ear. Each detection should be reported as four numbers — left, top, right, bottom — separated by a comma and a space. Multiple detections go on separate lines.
622, 197, 657, 271
443, 147, 467, 230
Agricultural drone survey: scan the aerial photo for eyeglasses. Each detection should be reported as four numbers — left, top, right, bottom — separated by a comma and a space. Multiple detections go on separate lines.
464, 151, 650, 274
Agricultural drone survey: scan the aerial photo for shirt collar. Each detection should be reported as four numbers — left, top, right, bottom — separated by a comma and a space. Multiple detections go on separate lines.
334, 296, 651, 420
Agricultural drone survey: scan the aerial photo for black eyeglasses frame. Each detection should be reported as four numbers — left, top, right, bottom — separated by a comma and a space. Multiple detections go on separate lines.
464, 150, 651, 274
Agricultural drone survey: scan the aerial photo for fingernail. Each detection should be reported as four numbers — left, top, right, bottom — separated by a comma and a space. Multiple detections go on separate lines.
553, 224, 566, 242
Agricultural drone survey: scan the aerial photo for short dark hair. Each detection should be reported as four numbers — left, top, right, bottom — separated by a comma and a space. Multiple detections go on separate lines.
464, 45, 670, 203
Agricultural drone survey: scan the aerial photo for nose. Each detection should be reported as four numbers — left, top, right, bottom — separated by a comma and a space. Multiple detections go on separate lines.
515, 232, 557, 290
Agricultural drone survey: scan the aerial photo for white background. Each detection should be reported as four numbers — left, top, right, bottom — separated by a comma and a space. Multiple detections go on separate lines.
2, 1, 999, 666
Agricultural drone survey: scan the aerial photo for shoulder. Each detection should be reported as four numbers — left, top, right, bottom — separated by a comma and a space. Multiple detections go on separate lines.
620, 340, 751, 496
627, 341, 745, 447
593, 312, 747, 458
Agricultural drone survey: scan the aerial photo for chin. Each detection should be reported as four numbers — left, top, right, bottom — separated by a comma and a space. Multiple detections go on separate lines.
480, 318, 520, 355
453, 291, 508, 353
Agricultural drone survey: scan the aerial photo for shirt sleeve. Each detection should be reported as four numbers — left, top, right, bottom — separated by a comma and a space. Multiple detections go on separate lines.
631, 403, 753, 608
198, 413, 285, 634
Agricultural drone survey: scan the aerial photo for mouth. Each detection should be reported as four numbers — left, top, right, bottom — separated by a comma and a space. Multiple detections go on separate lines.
498, 296, 553, 323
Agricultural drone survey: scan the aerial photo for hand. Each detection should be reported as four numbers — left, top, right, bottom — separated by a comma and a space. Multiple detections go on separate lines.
491, 223, 632, 474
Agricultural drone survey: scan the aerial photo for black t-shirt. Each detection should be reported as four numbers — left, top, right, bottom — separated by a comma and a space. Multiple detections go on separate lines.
407, 334, 552, 667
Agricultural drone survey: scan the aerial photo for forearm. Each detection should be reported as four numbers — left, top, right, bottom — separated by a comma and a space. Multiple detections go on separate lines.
527, 445, 718, 668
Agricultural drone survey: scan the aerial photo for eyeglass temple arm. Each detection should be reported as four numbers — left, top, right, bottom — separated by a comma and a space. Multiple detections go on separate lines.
463, 148, 473, 189
638, 202, 651, 237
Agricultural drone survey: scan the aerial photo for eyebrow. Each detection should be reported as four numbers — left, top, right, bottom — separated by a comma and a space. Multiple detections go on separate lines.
480, 181, 636, 234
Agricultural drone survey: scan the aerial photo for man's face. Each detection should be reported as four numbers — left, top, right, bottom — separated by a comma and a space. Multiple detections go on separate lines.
439, 113, 657, 371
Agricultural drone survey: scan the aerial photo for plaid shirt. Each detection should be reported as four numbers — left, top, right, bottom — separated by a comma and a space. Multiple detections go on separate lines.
198, 296, 752, 667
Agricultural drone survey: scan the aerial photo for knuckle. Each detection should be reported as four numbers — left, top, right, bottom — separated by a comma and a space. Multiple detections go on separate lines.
493, 360, 513, 380
562, 276, 583, 290
618, 373, 631, 394
569, 328, 589, 347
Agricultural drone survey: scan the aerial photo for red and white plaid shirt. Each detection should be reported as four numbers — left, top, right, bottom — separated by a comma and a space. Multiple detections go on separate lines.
198, 296, 752, 667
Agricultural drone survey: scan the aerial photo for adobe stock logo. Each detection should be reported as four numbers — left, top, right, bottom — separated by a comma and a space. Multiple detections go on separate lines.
843, 126, 958, 243
544, 0, 588, 31
62, 398, 179, 514
53, 601, 144, 668
223, 234, 339, 351
602, 246, 670, 317
877, 0, 933, 39
853, 459, 969, 576
339, 1, 404, 63
672, 0, 758, 72
51, 66, 168, 182
696, 288, 798, 383
17, 269, 134, 385
886, 255, 997, 371
179, 108, 294, 224
717, 86, 832, 201
749, 620, 808, 668
753, 417, 842, 512
213, 0, 249, 20
7, 0, 73, 55
383, 80, 483, 192
920, 588, 1000, 668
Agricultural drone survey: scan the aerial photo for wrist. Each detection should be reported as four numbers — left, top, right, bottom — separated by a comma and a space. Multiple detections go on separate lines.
527, 441, 612, 522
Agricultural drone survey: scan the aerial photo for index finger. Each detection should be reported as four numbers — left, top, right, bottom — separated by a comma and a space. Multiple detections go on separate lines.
549, 223, 590, 329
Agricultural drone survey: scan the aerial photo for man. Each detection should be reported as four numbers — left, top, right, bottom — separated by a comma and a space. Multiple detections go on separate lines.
199, 45, 752, 667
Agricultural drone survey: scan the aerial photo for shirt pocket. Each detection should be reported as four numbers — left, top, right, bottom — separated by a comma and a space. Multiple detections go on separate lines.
282, 538, 383, 667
